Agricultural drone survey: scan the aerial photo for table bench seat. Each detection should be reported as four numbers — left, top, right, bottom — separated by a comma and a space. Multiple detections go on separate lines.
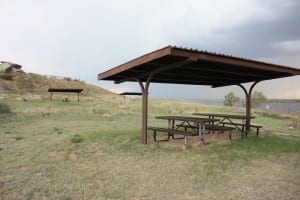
176, 124, 235, 140
220, 122, 263, 135
206, 125, 235, 131
176, 124, 235, 132
206, 125, 235, 140
147, 126, 197, 144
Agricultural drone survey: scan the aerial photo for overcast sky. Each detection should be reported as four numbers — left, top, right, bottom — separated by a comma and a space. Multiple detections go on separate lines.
1, 0, 300, 99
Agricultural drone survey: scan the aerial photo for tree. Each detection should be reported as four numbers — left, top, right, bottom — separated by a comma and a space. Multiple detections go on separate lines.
251, 91, 267, 108
224, 92, 240, 107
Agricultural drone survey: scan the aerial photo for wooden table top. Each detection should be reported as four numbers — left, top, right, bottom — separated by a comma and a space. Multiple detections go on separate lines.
156, 115, 219, 123
193, 113, 255, 119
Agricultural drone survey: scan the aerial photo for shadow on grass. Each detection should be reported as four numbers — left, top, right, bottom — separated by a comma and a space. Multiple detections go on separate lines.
84, 129, 187, 155
198, 134, 300, 171
85, 130, 300, 153
227, 134, 300, 155
85, 129, 300, 159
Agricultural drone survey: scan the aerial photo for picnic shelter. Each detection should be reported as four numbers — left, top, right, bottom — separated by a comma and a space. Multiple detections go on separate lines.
48, 88, 83, 102
119, 92, 142, 101
98, 46, 300, 144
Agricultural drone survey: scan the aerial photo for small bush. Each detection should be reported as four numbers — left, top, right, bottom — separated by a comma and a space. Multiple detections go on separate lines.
0, 102, 11, 114
289, 117, 298, 128
53, 127, 63, 134
70, 134, 83, 143
64, 77, 72, 81
57, 131, 63, 135
15, 136, 23, 140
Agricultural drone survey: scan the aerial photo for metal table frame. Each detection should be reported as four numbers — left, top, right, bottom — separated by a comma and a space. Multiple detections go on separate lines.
193, 113, 255, 137
156, 115, 219, 144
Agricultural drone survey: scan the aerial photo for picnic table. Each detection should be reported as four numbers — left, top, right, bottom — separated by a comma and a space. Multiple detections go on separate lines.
148, 115, 219, 145
193, 113, 261, 136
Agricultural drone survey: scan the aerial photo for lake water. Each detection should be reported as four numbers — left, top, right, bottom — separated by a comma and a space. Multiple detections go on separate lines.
186, 99, 224, 106
186, 99, 300, 114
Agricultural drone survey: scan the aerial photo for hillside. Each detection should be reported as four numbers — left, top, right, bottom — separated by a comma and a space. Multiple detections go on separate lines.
0, 72, 114, 100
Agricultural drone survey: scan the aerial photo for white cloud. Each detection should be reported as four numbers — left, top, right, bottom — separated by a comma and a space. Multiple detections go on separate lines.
163, 0, 274, 41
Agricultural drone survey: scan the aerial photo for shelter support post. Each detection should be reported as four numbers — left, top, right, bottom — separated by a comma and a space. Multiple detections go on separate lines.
134, 59, 193, 144
237, 81, 259, 137
137, 79, 151, 144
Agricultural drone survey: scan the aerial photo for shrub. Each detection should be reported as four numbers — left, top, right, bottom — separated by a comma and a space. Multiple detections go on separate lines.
290, 117, 298, 128
64, 77, 72, 81
53, 127, 63, 134
70, 134, 83, 143
15, 136, 23, 140
0, 102, 11, 114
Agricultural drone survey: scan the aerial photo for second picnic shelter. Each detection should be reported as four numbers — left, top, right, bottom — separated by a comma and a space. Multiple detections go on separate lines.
98, 46, 300, 144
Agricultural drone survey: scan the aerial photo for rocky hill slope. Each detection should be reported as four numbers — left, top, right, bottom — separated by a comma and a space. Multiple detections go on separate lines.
0, 72, 113, 100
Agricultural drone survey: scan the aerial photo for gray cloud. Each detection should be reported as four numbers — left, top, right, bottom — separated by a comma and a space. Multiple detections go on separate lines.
176, 0, 300, 59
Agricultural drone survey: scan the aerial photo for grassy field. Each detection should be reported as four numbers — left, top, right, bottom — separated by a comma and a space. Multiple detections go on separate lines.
1, 95, 300, 200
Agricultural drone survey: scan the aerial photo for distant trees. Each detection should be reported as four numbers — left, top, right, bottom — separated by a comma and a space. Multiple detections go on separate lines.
224, 92, 240, 107
251, 91, 267, 108
64, 77, 72, 81
224, 91, 267, 108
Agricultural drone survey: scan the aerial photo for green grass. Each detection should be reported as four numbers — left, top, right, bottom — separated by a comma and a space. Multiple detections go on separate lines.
0, 98, 299, 199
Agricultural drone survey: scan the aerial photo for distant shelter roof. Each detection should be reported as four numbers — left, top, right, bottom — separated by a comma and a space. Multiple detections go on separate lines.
48, 88, 83, 93
119, 92, 142, 96
48, 88, 83, 102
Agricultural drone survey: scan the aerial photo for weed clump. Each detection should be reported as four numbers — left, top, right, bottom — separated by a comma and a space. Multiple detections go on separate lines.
15, 136, 23, 140
0, 102, 11, 114
53, 127, 63, 134
70, 134, 83, 143
63, 196, 72, 200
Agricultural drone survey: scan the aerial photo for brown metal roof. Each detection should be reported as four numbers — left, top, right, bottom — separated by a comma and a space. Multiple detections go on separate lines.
98, 46, 300, 87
